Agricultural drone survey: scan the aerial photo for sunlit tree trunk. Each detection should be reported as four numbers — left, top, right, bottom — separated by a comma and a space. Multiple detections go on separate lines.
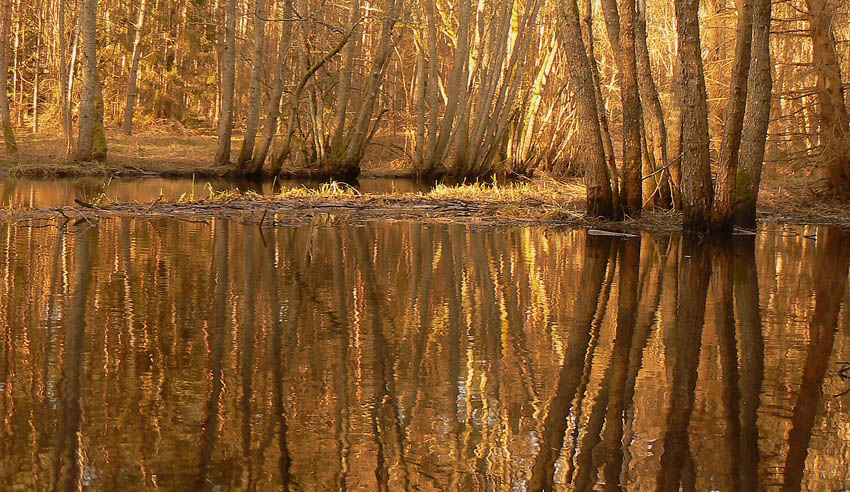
215, 0, 237, 167
734, 0, 772, 228
0, 0, 17, 152
58, 0, 71, 156
73, 0, 99, 161
712, 0, 753, 231
330, 0, 361, 153
250, 0, 293, 173
122, 0, 147, 135
235, 0, 266, 170
618, 0, 643, 214
636, 0, 672, 207
675, 0, 713, 231
557, 0, 615, 219
806, 0, 850, 196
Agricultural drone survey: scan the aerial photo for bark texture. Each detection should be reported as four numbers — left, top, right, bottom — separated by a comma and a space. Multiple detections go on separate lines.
122, 0, 146, 135
0, 0, 16, 152
73, 0, 99, 161
215, 0, 237, 167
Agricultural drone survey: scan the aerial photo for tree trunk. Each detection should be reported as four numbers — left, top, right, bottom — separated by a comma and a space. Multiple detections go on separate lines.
557, 0, 615, 219
58, 0, 71, 156
618, 0, 643, 215
734, 0, 772, 228
0, 0, 16, 152
675, 0, 713, 231
335, 0, 403, 176
712, 0, 754, 231
250, 0, 293, 173
636, 0, 672, 207
215, 0, 237, 167
122, 0, 147, 135
73, 0, 99, 161
235, 0, 266, 170
806, 0, 850, 196
330, 0, 361, 153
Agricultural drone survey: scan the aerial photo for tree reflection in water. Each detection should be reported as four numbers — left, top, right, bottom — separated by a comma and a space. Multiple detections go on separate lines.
0, 220, 848, 491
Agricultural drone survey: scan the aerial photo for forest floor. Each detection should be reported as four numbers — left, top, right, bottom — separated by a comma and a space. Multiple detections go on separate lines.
0, 128, 411, 178
0, 128, 846, 232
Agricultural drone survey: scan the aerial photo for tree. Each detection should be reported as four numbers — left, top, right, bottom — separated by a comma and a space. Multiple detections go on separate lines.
806, 0, 850, 196
734, 0, 772, 228
674, 0, 713, 231
617, 0, 643, 214
712, 0, 753, 231
73, 0, 104, 162
215, 0, 237, 167
122, 0, 147, 135
557, 0, 616, 219
0, 0, 16, 152
235, 0, 266, 170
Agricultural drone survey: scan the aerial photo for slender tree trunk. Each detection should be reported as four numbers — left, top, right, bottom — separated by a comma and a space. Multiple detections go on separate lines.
250, 0, 293, 173
636, 0, 672, 207
330, 0, 360, 153
712, 0, 754, 231
619, 0, 643, 215
0, 0, 16, 152
65, 16, 79, 157
215, 0, 237, 167
582, 0, 620, 211
122, 0, 147, 135
73, 0, 99, 161
675, 0, 713, 231
734, 0, 772, 228
58, 0, 71, 156
235, 0, 266, 170
32, 0, 42, 133
806, 0, 850, 195
557, 0, 615, 219
336, 0, 403, 175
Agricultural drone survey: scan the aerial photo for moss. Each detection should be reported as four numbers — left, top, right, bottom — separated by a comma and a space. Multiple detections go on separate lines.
92, 94, 108, 162
735, 166, 753, 204
3, 122, 17, 153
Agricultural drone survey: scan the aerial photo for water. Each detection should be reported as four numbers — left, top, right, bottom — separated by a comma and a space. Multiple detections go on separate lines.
0, 176, 429, 208
0, 216, 849, 491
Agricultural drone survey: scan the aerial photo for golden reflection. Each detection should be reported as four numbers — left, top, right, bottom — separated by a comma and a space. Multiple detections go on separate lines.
0, 221, 848, 490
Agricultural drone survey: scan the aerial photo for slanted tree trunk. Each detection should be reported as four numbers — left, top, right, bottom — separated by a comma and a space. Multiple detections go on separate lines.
557, 0, 615, 219
734, 0, 772, 228
215, 0, 237, 167
581, 0, 620, 211
73, 0, 99, 161
674, 0, 713, 231
332, 0, 403, 177
330, 0, 361, 154
0, 0, 17, 152
249, 0, 293, 173
235, 0, 266, 170
806, 0, 850, 196
122, 0, 147, 135
636, 0, 672, 207
712, 0, 754, 231
618, 0, 643, 215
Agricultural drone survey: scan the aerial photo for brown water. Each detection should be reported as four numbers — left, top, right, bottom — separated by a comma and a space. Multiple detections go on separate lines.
1, 219, 849, 491
0, 176, 428, 208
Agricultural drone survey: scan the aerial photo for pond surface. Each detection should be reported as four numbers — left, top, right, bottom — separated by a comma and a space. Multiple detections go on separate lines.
0, 176, 429, 208
0, 218, 849, 491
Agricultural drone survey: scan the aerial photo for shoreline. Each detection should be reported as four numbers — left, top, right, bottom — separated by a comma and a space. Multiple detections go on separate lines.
1, 186, 847, 233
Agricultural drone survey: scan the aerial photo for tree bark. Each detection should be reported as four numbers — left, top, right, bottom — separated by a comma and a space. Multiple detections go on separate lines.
0, 0, 16, 152
712, 0, 754, 231
250, 0, 294, 173
122, 0, 147, 135
330, 0, 361, 153
806, 0, 850, 196
215, 0, 237, 167
73, 0, 99, 161
557, 0, 615, 219
235, 0, 267, 170
734, 0, 772, 228
675, 0, 713, 231
58, 0, 71, 156
618, 0, 643, 215
636, 0, 672, 208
